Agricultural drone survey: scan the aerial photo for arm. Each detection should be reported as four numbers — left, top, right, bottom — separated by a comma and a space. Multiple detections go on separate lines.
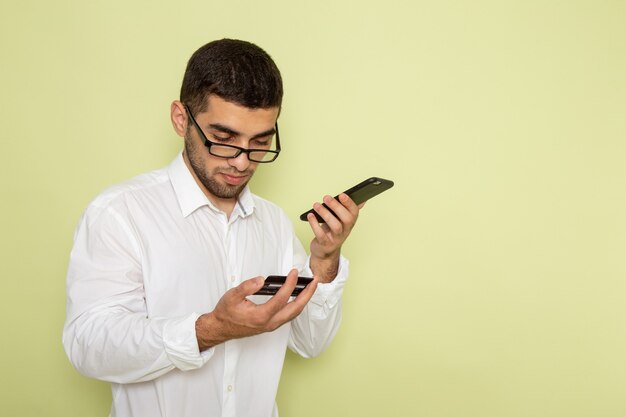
288, 252, 349, 358
63, 202, 323, 382
307, 193, 361, 282
62, 205, 206, 384
289, 193, 360, 357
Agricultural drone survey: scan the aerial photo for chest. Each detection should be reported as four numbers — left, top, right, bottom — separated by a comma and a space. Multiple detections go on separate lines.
134, 208, 289, 316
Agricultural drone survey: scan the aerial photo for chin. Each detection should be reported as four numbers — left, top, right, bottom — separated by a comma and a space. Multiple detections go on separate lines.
209, 181, 249, 200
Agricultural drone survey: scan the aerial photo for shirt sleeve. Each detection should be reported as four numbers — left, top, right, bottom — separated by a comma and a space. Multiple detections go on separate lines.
287, 231, 348, 358
62, 202, 214, 384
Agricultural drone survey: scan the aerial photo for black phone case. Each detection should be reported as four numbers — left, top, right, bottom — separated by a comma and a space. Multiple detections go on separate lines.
254, 275, 314, 296
299, 177, 394, 222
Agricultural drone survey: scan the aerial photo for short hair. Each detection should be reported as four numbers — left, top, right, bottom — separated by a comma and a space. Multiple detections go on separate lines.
180, 39, 283, 115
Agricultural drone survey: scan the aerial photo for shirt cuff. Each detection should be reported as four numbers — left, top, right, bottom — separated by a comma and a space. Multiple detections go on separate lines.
162, 313, 214, 371
303, 255, 349, 312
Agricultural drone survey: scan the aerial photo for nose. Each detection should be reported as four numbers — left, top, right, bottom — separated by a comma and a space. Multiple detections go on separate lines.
228, 152, 252, 171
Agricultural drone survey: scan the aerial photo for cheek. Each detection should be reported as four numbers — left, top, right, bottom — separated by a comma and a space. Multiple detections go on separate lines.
186, 139, 216, 169
185, 141, 208, 175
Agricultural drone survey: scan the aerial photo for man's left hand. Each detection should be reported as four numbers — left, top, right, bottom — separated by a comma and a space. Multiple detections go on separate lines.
306, 193, 361, 283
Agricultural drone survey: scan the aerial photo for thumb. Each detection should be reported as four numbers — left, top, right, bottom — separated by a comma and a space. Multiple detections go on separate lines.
236, 276, 266, 296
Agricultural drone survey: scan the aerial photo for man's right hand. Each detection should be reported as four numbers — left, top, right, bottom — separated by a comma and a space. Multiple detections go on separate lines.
195, 269, 319, 351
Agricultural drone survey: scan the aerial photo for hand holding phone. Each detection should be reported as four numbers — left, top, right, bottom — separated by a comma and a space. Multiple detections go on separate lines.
300, 177, 394, 223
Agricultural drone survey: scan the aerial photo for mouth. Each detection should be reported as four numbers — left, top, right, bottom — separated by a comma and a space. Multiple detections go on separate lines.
220, 172, 248, 186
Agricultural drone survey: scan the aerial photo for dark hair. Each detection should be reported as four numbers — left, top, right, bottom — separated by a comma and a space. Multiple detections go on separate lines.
180, 39, 283, 115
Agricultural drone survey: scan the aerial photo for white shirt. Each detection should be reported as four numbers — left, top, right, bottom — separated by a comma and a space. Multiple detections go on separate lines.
63, 153, 348, 417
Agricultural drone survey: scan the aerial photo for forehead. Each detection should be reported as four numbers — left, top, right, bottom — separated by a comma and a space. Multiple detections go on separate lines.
200, 95, 280, 133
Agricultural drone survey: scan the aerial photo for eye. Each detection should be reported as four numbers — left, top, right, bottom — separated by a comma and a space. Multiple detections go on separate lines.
212, 134, 232, 143
253, 138, 272, 147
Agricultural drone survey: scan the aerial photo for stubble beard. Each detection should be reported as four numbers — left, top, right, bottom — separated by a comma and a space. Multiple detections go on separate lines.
185, 137, 254, 199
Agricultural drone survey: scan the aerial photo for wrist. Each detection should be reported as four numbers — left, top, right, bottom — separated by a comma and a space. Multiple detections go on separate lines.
311, 247, 340, 262
195, 312, 225, 351
310, 253, 340, 283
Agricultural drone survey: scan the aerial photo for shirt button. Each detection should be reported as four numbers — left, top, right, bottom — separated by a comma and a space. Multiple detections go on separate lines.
230, 276, 236, 283
227, 385, 233, 392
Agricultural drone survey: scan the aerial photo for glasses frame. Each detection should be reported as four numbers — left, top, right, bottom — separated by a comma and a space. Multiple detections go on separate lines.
185, 104, 281, 163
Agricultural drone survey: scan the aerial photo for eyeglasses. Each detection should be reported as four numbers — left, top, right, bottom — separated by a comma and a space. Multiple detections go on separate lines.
185, 105, 281, 163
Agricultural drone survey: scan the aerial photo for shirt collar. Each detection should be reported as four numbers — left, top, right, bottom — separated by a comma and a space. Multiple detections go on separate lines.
235, 185, 255, 219
168, 152, 256, 219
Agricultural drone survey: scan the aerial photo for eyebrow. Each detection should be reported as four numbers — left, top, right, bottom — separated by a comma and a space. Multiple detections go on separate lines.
208, 123, 276, 140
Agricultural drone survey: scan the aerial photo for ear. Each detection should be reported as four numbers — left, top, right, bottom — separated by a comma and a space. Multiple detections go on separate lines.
170, 100, 188, 137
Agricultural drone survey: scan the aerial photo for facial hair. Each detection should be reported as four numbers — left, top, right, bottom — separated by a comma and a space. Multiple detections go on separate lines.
184, 136, 255, 199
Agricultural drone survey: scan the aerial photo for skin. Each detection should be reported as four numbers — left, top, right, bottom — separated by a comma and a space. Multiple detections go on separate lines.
170, 95, 361, 350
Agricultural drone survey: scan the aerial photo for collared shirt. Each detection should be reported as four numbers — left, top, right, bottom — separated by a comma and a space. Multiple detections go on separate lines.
62, 153, 348, 417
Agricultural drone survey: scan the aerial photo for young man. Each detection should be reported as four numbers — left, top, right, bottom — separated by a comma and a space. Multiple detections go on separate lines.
63, 39, 360, 417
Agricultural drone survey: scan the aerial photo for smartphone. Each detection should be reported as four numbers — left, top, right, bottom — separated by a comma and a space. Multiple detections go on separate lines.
253, 275, 314, 296
300, 177, 394, 222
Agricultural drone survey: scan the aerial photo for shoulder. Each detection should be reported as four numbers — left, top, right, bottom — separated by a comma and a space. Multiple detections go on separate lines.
83, 166, 170, 222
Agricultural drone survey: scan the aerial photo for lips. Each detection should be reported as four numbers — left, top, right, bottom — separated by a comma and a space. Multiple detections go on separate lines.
221, 173, 247, 185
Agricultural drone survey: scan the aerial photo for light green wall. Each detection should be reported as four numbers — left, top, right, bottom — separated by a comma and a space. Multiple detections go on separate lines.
2, 0, 626, 416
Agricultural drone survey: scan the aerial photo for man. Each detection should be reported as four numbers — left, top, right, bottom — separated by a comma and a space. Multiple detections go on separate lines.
63, 39, 360, 417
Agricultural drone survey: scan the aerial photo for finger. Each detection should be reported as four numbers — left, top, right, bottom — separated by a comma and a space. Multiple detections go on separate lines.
234, 276, 266, 298
335, 194, 359, 226
268, 276, 319, 326
259, 269, 299, 314
294, 274, 319, 301
307, 212, 330, 240
312, 200, 342, 231
338, 193, 360, 215
323, 194, 357, 227
274, 269, 299, 299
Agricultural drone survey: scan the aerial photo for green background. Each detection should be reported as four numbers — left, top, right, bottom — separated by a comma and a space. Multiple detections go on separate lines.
2, 0, 626, 416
